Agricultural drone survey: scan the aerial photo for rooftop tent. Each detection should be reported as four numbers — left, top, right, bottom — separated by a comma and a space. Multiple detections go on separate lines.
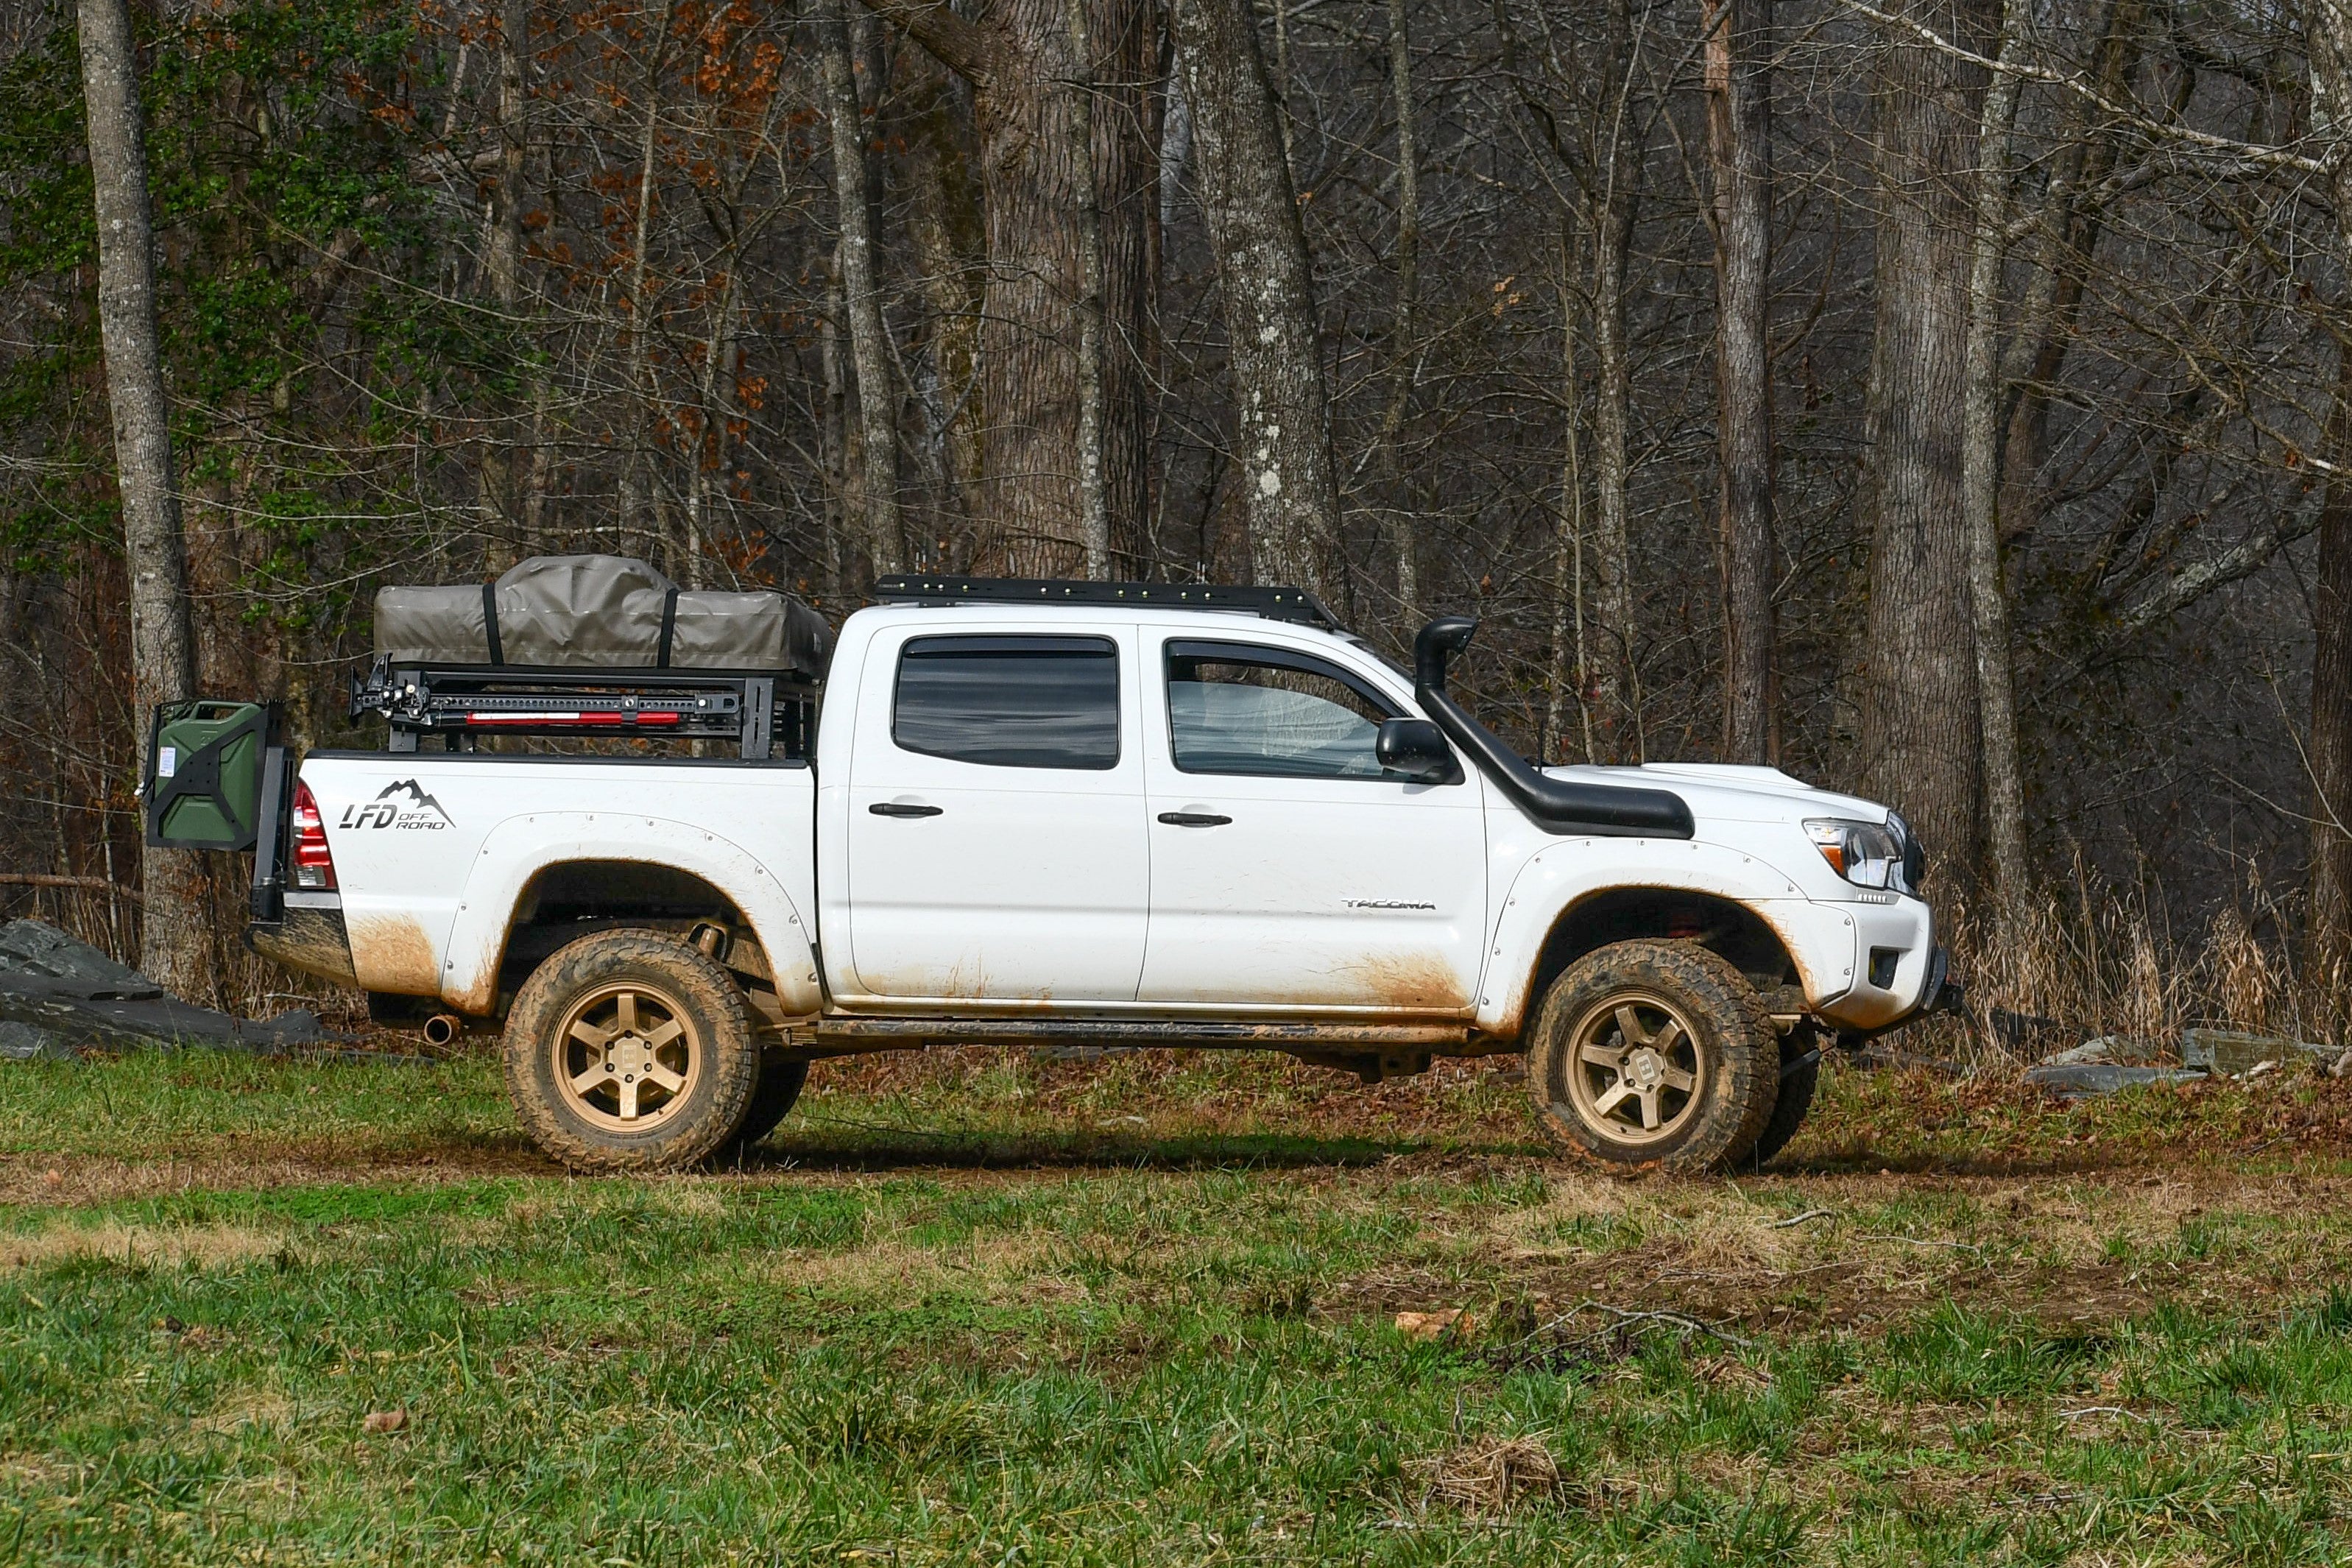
372, 555, 832, 675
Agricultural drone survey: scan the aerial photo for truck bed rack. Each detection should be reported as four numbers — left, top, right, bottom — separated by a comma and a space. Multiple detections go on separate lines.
349, 661, 815, 760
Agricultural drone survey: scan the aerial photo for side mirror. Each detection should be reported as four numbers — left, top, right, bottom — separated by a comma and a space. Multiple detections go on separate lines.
1377, 717, 1459, 783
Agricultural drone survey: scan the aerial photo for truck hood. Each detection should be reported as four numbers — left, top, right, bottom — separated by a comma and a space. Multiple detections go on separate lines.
1540, 763, 1893, 828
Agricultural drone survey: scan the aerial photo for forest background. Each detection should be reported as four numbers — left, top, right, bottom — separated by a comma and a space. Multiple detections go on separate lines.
4, 0, 2351, 1044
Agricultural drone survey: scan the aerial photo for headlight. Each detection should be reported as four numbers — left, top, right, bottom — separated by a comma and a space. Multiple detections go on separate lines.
1805, 817, 1907, 891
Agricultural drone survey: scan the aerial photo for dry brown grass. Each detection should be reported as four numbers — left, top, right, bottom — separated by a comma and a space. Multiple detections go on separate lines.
1415, 1435, 1561, 1512
1945, 869, 2338, 1064
0, 1218, 286, 1271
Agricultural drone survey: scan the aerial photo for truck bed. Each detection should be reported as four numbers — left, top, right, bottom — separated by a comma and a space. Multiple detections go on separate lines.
290, 752, 819, 1017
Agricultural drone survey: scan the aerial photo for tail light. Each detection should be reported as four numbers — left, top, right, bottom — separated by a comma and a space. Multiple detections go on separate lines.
291, 781, 337, 891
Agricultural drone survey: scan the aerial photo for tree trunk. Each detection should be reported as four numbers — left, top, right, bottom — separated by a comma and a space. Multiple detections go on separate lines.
76, 0, 205, 994
478, 0, 531, 569
1168, 0, 1342, 604
820, 262, 850, 598
1379, 0, 1420, 614
2301, 0, 2352, 1018
2309, 355, 2352, 1020
1703, 0, 1776, 764
823, 0, 905, 576
898, 55, 987, 539
618, 0, 673, 554
1545, 237, 1592, 765
1064, 0, 1112, 576
1962, 0, 2027, 920
1587, 186, 1639, 762
1857, 0, 1990, 877
861, 0, 1154, 577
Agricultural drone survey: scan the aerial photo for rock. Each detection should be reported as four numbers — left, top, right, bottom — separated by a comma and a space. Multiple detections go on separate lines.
0, 920, 161, 997
2182, 1028, 2340, 1076
2331, 1051, 2352, 1080
0, 1019, 79, 1062
0, 919, 378, 1063
360, 1408, 407, 1434
2021, 1062, 2207, 1098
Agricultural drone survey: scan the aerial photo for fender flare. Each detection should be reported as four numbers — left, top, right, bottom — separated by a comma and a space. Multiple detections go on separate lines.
1475, 837, 1857, 1037
439, 812, 822, 1017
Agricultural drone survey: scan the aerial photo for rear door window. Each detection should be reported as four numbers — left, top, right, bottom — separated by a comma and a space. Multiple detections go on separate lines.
893, 635, 1120, 769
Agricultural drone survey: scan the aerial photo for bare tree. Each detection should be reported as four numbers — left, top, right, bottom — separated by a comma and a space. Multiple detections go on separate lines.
2302, 0, 2352, 1006
824, 0, 905, 576
1169, 0, 1343, 601
1961, 0, 2027, 917
1703, 0, 1776, 762
1856, 0, 1991, 875
860, 0, 1154, 575
74, 0, 205, 996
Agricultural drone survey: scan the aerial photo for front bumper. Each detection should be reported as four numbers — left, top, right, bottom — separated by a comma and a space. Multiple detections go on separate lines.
1810, 894, 1940, 1031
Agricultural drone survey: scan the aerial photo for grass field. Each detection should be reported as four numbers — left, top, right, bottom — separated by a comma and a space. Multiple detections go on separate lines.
3, 1043, 2351, 1564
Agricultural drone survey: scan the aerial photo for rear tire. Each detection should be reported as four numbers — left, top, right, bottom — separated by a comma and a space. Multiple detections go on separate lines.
504, 928, 760, 1173
728, 1048, 811, 1153
1526, 939, 1779, 1174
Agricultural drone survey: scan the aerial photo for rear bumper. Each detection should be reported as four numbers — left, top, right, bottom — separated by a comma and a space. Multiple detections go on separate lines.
244, 895, 358, 986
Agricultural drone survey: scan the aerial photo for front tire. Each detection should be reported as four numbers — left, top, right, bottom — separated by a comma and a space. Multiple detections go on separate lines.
504, 928, 760, 1173
1526, 939, 1779, 1174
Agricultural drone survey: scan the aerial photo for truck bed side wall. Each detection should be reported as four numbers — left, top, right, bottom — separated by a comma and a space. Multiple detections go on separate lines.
301, 755, 821, 1015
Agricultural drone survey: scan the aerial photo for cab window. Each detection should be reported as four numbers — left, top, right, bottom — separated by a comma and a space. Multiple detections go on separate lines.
894, 635, 1120, 769
1165, 640, 1402, 779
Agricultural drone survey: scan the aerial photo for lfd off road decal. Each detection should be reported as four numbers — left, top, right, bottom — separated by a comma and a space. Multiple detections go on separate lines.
340, 780, 453, 831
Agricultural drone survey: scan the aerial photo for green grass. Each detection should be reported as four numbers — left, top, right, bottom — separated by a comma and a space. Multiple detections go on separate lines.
2, 1048, 2351, 1563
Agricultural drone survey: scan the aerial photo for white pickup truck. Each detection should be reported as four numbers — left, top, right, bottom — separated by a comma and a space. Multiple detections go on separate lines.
230, 573, 1948, 1174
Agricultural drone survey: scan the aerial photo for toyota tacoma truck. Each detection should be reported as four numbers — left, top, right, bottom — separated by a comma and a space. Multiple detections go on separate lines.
166, 559, 1949, 1174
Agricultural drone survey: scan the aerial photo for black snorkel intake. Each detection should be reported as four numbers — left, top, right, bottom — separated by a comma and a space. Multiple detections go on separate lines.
1413, 615, 1696, 839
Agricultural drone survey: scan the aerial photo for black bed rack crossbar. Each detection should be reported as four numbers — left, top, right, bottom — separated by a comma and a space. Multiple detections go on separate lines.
873, 574, 1339, 628
350, 660, 814, 759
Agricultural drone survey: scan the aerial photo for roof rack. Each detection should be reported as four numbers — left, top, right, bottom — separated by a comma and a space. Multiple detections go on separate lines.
872, 574, 1340, 629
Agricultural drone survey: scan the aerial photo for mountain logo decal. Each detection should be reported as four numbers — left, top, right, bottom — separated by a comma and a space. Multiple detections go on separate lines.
339, 779, 453, 831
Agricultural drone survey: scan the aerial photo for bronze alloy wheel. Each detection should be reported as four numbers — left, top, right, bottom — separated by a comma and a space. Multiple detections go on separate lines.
505, 928, 760, 1173
1562, 989, 1708, 1145
1525, 939, 1780, 1173
551, 981, 705, 1131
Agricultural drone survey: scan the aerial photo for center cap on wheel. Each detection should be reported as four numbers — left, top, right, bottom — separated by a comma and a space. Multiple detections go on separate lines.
607, 1035, 651, 1077
1627, 1048, 1664, 1090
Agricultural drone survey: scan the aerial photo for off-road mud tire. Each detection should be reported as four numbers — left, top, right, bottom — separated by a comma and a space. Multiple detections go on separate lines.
504, 928, 760, 1173
727, 1049, 811, 1154
1743, 1022, 1820, 1170
1526, 939, 1779, 1174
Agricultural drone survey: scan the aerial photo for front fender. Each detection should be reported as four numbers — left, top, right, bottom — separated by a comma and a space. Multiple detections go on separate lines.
439, 812, 822, 1017
1475, 836, 1855, 1037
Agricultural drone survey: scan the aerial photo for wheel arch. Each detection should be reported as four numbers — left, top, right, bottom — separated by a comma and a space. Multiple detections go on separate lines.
442, 815, 822, 1018
1478, 840, 1825, 1040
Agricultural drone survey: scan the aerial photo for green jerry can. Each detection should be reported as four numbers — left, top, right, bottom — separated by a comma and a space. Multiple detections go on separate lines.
145, 701, 275, 852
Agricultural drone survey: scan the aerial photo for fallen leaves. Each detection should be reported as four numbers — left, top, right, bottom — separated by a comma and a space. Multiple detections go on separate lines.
1395, 1308, 1476, 1341
360, 1408, 407, 1435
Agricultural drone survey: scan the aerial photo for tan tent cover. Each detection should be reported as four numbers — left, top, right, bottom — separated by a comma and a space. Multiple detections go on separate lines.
373, 555, 830, 674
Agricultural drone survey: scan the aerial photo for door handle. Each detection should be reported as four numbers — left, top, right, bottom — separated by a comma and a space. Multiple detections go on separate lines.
869, 802, 944, 819
1156, 811, 1232, 827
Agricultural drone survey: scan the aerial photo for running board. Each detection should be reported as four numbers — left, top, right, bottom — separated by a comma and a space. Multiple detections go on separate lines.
785, 1017, 1475, 1050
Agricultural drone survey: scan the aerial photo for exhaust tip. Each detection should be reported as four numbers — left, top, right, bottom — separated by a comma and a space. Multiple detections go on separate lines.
422, 1013, 464, 1048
